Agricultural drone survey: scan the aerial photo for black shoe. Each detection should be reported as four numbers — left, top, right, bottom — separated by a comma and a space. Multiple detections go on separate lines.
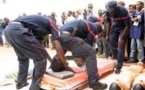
91, 81, 108, 90
127, 58, 136, 63
115, 68, 121, 74
16, 82, 29, 89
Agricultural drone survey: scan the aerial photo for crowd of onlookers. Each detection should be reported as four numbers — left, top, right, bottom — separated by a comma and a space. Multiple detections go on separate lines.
0, 0, 144, 63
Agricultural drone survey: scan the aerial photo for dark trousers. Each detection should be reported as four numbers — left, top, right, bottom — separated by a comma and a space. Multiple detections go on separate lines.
0, 27, 3, 46
144, 47, 145, 60
4, 24, 48, 90
60, 33, 99, 85
105, 43, 111, 58
109, 27, 127, 69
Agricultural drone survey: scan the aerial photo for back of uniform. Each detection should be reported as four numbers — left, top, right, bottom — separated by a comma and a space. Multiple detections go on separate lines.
60, 19, 97, 46
4, 15, 60, 90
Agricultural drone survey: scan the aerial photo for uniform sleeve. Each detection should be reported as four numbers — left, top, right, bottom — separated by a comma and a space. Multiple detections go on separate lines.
49, 19, 60, 40
121, 8, 131, 26
84, 34, 94, 46
105, 11, 111, 23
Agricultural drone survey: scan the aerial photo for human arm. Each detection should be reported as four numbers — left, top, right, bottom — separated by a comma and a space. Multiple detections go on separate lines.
49, 19, 74, 72
105, 11, 112, 44
119, 8, 131, 47
53, 39, 74, 72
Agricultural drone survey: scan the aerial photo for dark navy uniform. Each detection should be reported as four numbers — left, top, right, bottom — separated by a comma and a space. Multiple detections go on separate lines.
4, 15, 59, 90
59, 19, 107, 89
60, 19, 98, 46
106, 3, 131, 71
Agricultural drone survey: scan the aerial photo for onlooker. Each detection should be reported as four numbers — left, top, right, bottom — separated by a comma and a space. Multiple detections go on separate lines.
125, 4, 136, 60
97, 9, 106, 58
72, 11, 77, 19
98, 9, 104, 23
128, 4, 136, 15
118, 1, 125, 6
128, 1, 144, 63
102, 11, 111, 58
61, 12, 67, 25
0, 19, 3, 46
87, 3, 96, 19
65, 11, 76, 23
76, 9, 83, 19
83, 9, 87, 20
1, 17, 10, 47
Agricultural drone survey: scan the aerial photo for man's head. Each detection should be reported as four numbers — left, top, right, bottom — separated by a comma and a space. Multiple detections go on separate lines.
87, 15, 99, 23
88, 3, 93, 9
88, 3, 93, 13
136, 1, 144, 11
51, 12, 56, 17
118, 1, 125, 6
106, 0, 117, 14
98, 9, 103, 16
67, 11, 73, 16
129, 4, 136, 13
50, 57, 65, 72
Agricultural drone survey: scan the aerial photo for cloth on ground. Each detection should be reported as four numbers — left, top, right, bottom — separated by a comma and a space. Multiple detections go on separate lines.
46, 60, 86, 79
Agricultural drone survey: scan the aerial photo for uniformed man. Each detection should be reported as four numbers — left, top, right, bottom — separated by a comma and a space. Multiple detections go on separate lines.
4, 15, 73, 90
56, 19, 108, 90
105, 0, 131, 74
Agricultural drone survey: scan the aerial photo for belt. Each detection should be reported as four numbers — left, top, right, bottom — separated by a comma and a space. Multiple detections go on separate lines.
10, 22, 23, 26
61, 31, 71, 35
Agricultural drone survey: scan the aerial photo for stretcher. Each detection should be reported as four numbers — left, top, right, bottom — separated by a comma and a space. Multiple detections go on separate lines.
40, 59, 116, 90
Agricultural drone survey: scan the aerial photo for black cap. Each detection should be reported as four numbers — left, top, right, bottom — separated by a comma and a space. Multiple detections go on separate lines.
106, 0, 117, 14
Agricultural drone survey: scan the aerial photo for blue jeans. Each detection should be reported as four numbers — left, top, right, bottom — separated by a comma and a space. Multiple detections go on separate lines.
129, 39, 144, 61
60, 33, 99, 85
109, 27, 127, 69
0, 27, 3, 46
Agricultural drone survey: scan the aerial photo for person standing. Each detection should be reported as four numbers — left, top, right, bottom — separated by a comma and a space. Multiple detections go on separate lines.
0, 19, 3, 46
105, 0, 131, 74
128, 1, 144, 63
59, 19, 108, 90
4, 15, 73, 90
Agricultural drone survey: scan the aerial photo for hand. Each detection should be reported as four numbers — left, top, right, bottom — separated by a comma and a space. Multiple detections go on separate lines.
74, 58, 84, 67
131, 18, 137, 22
118, 38, 125, 47
105, 36, 109, 44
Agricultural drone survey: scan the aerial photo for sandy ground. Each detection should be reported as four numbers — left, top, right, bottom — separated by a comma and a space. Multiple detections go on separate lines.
0, 46, 121, 90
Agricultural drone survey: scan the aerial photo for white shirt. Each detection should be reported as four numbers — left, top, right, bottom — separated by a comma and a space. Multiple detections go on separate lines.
65, 16, 75, 23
